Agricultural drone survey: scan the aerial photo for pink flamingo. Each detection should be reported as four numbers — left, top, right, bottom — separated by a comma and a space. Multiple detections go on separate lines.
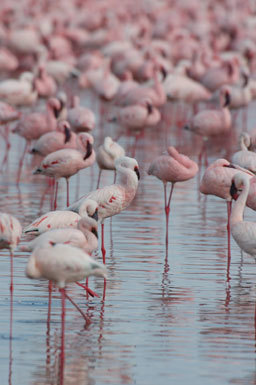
67, 96, 96, 132
184, 88, 232, 165
0, 72, 37, 106
30, 121, 77, 157
229, 172, 256, 256
21, 215, 98, 255
33, 133, 95, 208
200, 159, 254, 261
34, 65, 57, 98
148, 146, 198, 246
0, 213, 22, 343
67, 156, 140, 263
24, 210, 82, 235
110, 103, 160, 130
96, 136, 125, 188
13, 97, 62, 184
0, 101, 20, 168
231, 133, 256, 173
26, 242, 107, 378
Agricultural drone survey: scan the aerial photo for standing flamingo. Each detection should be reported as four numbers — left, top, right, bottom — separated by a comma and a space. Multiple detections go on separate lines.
26, 243, 107, 380
148, 146, 198, 246
21, 216, 98, 255
184, 89, 232, 164
231, 133, 256, 173
96, 136, 125, 188
229, 172, 256, 256
33, 133, 95, 208
24, 199, 98, 235
0, 213, 22, 344
200, 159, 254, 262
67, 156, 140, 263
67, 96, 96, 132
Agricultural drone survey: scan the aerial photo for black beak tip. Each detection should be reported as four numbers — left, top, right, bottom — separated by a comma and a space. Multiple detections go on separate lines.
84, 141, 93, 160
134, 167, 140, 180
230, 181, 237, 198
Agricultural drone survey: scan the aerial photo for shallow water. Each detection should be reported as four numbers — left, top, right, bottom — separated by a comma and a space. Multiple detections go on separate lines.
1, 94, 256, 385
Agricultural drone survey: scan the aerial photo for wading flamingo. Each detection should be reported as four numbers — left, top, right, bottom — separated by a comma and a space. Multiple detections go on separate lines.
200, 159, 254, 263
231, 133, 256, 173
96, 136, 125, 188
67, 156, 140, 263
229, 172, 256, 256
148, 146, 198, 246
24, 199, 98, 235
33, 133, 95, 208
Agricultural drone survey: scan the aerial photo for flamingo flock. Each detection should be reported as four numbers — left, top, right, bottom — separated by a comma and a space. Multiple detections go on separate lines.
1, 0, 256, 383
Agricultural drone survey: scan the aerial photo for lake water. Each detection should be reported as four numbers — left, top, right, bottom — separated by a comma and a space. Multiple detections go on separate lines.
1, 93, 256, 385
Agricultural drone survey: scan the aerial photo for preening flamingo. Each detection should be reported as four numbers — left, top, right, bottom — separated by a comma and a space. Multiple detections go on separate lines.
231, 133, 256, 173
199, 159, 254, 260
24, 199, 98, 235
148, 146, 198, 246
67, 156, 140, 263
96, 136, 125, 188
229, 172, 256, 257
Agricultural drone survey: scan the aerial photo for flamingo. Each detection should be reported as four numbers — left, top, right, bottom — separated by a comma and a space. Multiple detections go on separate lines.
67, 96, 96, 132
229, 172, 256, 257
148, 146, 198, 246
231, 133, 256, 173
26, 242, 107, 368
33, 133, 95, 208
0, 72, 37, 106
67, 156, 140, 263
30, 121, 77, 157
21, 216, 98, 255
34, 65, 57, 98
199, 159, 254, 261
96, 136, 125, 188
24, 199, 98, 235
0, 213, 22, 342
110, 103, 160, 130
0, 101, 20, 168
184, 88, 232, 164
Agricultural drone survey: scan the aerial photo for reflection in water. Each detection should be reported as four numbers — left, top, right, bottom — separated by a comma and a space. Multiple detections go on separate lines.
2, 97, 256, 385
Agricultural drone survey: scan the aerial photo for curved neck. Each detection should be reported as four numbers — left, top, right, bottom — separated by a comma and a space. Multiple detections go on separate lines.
116, 166, 138, 191
230, 180, 250, 226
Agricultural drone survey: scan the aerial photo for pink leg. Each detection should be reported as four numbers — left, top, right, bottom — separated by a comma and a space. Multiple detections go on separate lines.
46, 282, 52, 367
164, 183, 175, 246
16, 142, 29, 185
97, 169, 102, 189
9, 254, 13, 385
9, 250, 14, 385
64, 292, 91, 324
75, 282, 99, 298
66, 178, 70, 207
86, 277, 89, 300
226, 201, 232, 281
53, 180, 59, 210
59, 288, 65, 385
101, 223, 106, 264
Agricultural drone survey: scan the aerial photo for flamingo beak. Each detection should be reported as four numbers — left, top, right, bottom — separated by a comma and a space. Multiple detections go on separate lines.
134, 166, 140, 180
230, 181, 238, 200
84, 141, 93, 160
91, 209, 98, 221
91, 228, 98, 238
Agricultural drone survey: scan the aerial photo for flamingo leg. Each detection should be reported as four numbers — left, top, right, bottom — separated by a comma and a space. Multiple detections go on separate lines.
46, 281, 52, 367
53, 180, 59, 210
75, 282, 99, 298
64, 292, 91, 324
66, 178, 70, 207
226, 201, 232, 281
9, 250, 14, 385
113, 170, 116, 184
101, 223, 106, 264
59, 288, 65, 385
96, 169, 102, 189
16, 142, 29, 185
164, 183, 175, 246
86, 277, 89, 300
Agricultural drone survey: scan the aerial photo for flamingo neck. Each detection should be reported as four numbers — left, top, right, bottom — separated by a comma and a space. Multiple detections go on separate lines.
116, 167, 138, 191
230, 180, 250, 226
